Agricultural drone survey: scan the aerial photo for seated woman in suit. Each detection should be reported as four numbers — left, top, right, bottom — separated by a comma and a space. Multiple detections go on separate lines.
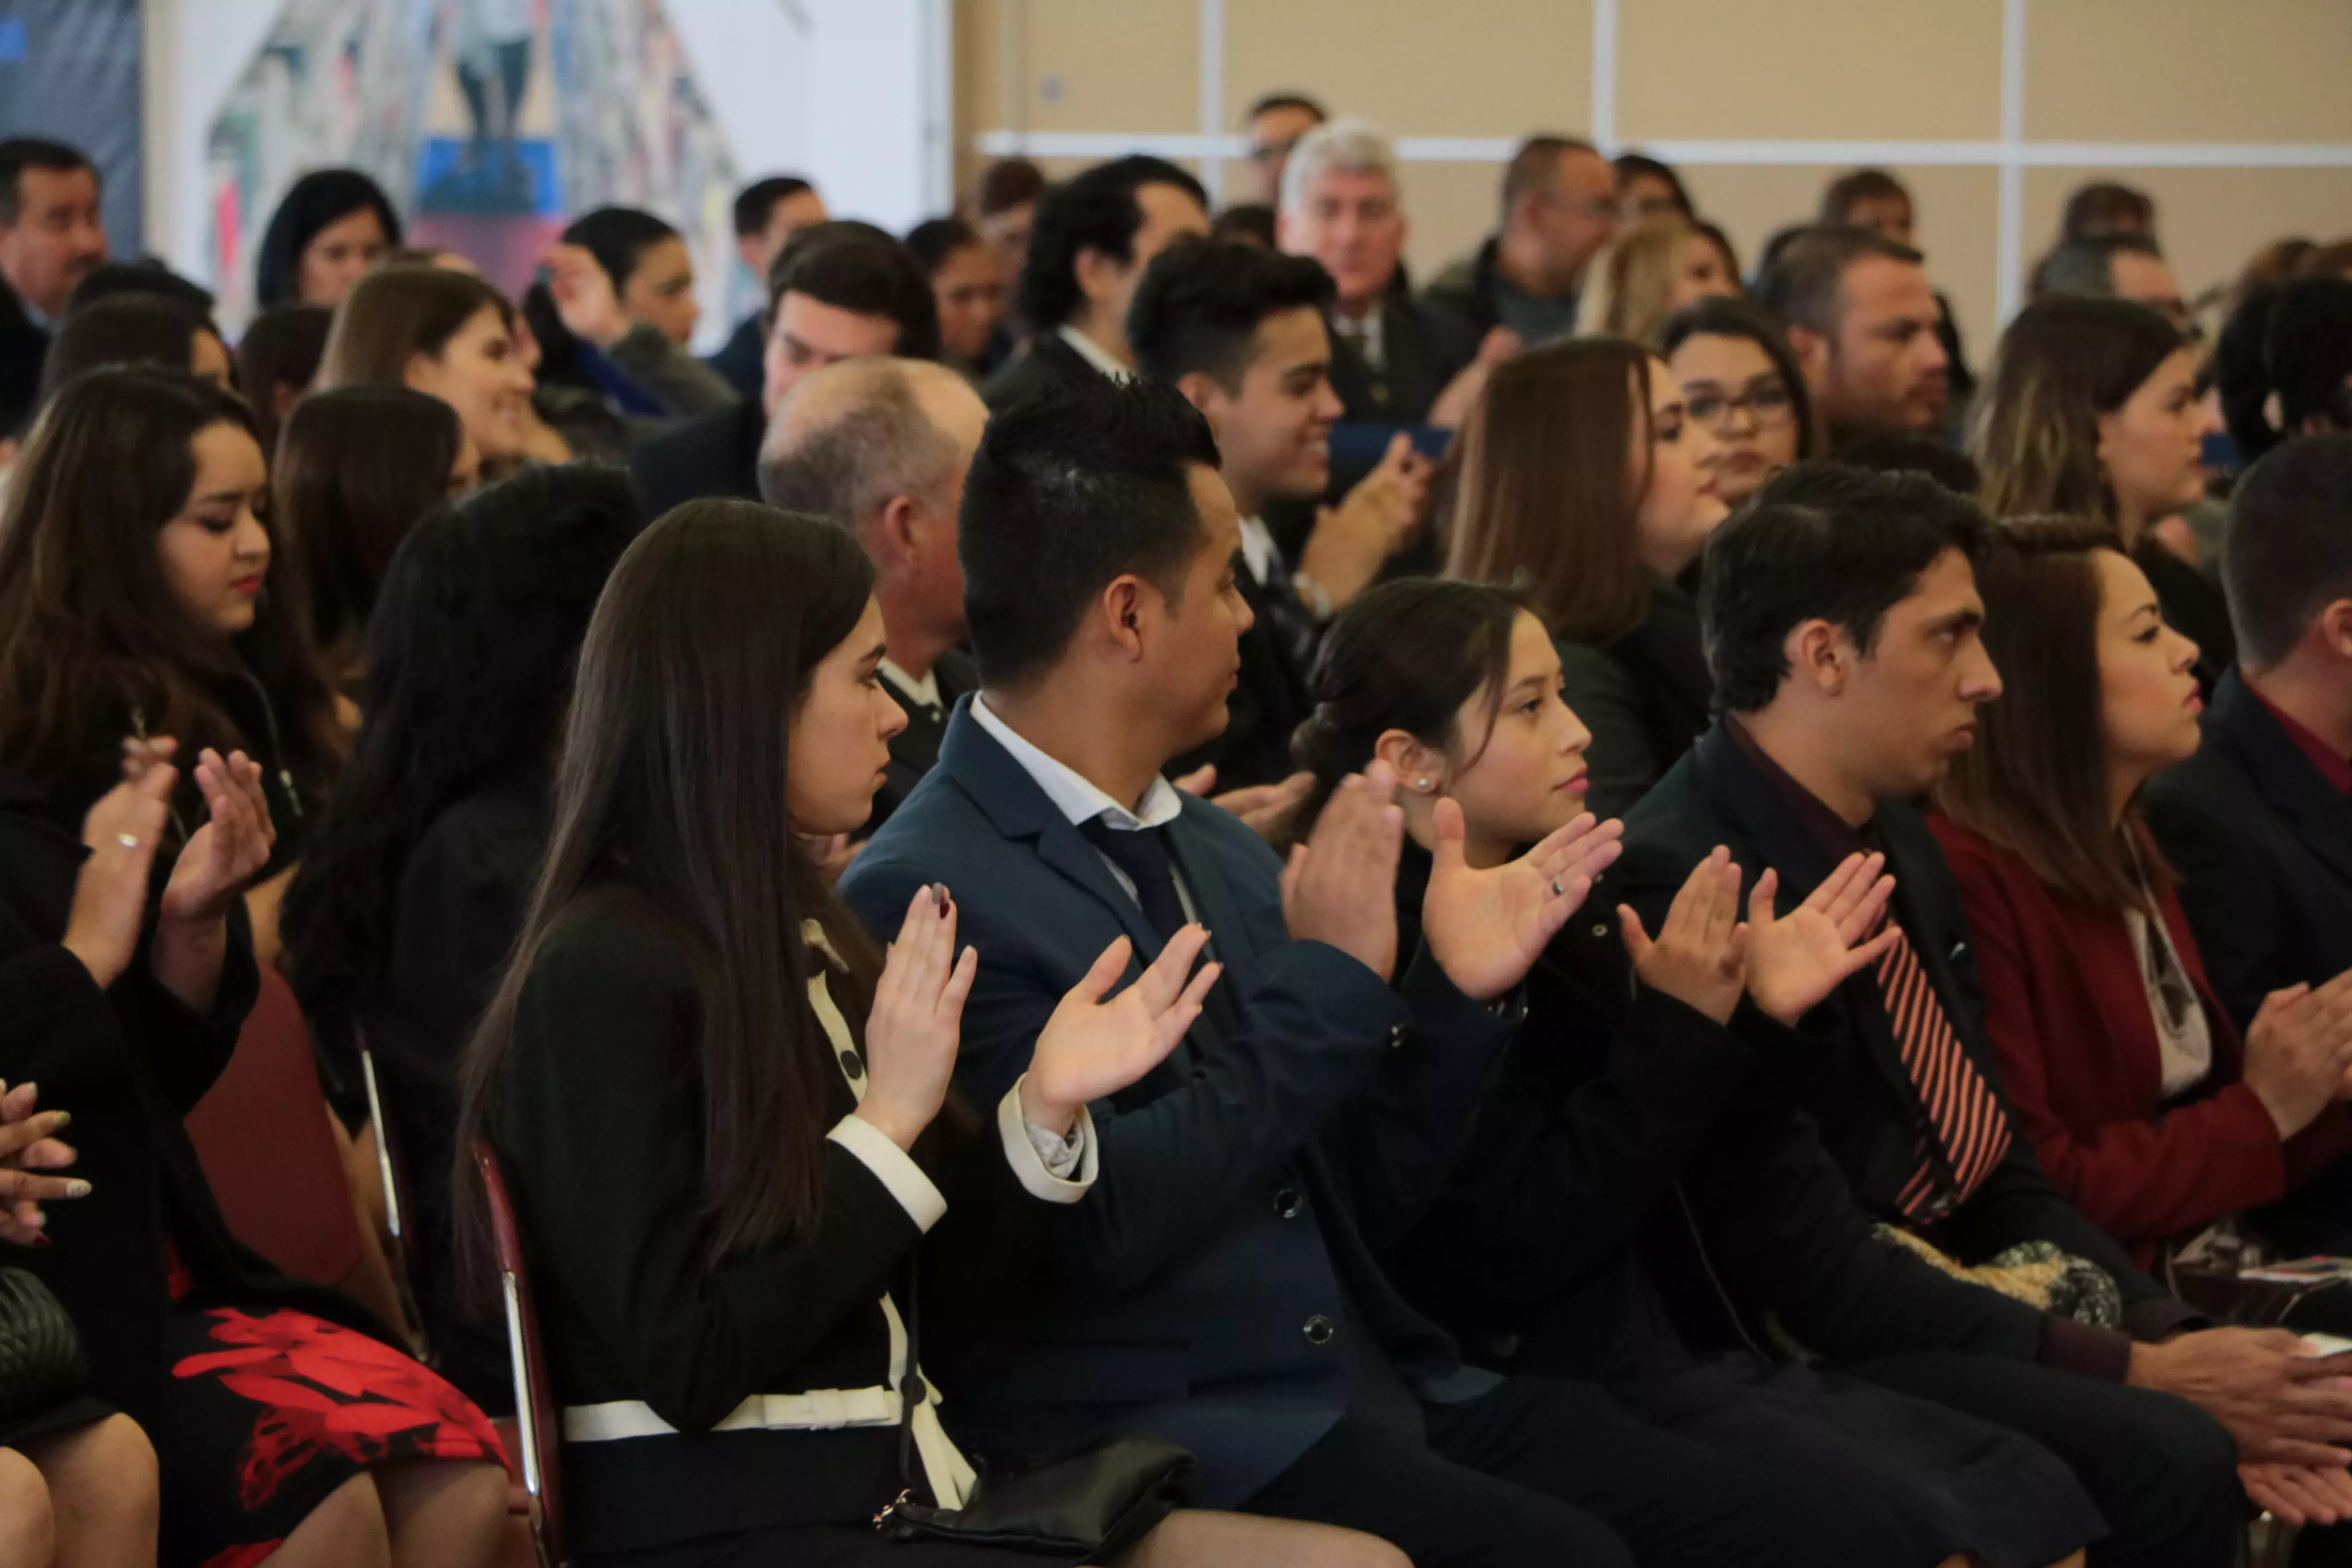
1284, 577, 2108, 1568
1927, 517, 2352, 1283
452, 498, 1405, 1568
1446, 338, 1728, 821
281, 464, 642, 1414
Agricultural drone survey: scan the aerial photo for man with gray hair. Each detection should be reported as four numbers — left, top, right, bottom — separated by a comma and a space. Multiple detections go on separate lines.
1278, 117, 1496, 428
760, 355, 988, 832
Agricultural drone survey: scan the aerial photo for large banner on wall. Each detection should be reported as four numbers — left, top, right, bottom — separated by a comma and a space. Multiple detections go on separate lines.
0, 0, 143, 257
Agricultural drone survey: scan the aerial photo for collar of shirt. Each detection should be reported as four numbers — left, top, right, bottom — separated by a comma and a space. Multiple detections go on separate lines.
970, 692, 1183, 831
1334, 303, 1385, 371
2249, 684, 2352, 794
1722, 714, 1874, 863
1057, 323, 1135, 383
879, 657, 942, 715
1235, 515, 1280, 587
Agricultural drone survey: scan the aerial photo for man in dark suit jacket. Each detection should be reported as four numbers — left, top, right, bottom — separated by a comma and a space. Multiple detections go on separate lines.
0, 137, 111, 411
706, 175, 827, 400
844, 380, 1893, 1568
980, 155, 1209, 413
2144, 434, 2352, 1259
630, 224, 939, 519
1616, 461, 2352, 1545
758, 355, 988, 837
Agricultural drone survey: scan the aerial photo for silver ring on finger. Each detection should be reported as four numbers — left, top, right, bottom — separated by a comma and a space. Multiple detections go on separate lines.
1549, 878, 1565, 898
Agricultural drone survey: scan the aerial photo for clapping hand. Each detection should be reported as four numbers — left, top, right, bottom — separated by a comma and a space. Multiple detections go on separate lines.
2242, 1456, 2352, 1526
1421, 798, 1622, 1002
1173, 765, 1315, 843
542, 243, 631, 347
1020, 928, 1222, 1135
1741, 852, 1901, 1025
1281, 762, 1407, 983
61, 762, 174, 989
1299, 435, 1433, 614
158, 748, 275, 928
2242, 968, 2352, 1137
1617, 848, 1748, 1024
855, 885, 980, 1152
0, 1082, 86, 1247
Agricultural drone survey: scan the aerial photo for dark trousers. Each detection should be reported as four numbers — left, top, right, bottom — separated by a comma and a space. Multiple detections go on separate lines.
1853, 1351, 2243, 1568
1243, 1375, 1922, 1568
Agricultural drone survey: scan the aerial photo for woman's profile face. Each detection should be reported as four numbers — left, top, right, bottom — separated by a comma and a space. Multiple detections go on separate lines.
785, 595, 909, 838
406, 305, 533, 461
1433, 610, 1594, 851
1632, 359, 1727, 578
156, 421, 272, 637
2096, 347, 2213, 528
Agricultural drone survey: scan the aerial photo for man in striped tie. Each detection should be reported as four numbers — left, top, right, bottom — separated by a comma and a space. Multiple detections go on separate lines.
1617, 461, 2352, 1564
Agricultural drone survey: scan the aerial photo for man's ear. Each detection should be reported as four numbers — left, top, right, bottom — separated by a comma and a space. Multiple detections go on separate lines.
1099, 575, 1151, 662
1175, 369, 1227, 422
1786, 617, 1852, 695
2319, 598, 2352, 663
1786, 324, 1831, 390
870, 493, 922, 572
1073, 244, 1123, 311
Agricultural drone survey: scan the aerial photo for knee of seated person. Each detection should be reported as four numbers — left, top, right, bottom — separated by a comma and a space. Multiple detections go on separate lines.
65, 1414, 159, 1519
0, 1446, 53, 1557
2112, 1393, 2242, 1539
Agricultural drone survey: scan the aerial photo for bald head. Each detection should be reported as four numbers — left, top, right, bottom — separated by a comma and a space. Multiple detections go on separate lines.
760, 356, 987, 657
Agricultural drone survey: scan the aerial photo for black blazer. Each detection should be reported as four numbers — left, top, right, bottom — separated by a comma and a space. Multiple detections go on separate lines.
867, 649, 979, 837
704, 311, 766, 403
0, 769, 388, 1432
1555, 579, 1714, 824
1382, 841, 2059, 1381
841, 702, 1516, 1508
2143, 667, 2352, 1034
626, 395, 765, 519
1325, 279, 1479, 428
1169, 562, 1315, 793
980, 332, 1104, 413
1615, 725, 2198, 1348
494, 893, 1065, 1554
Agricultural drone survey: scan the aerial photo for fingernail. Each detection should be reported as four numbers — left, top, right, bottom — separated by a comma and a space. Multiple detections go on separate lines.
64, 1180, 89, 1198
48, 1111, 67, 1131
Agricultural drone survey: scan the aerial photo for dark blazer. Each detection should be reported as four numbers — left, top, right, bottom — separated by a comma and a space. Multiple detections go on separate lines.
0, 768, 388, 1432
2143, 667, 2352, 1034
979, 331, 1104, 413
867, 649, 979, 837
1169, 561, 1315, 793
1926, 813, 2352, 1264
1616, 724, 2198, 1348
1555, 578, 1714, 824
704, 310, 766, 403
494, 894, 1066, 1554
841, 701, 1515, 1508
1326, 276, 1480, 428
627, 394, 765, 519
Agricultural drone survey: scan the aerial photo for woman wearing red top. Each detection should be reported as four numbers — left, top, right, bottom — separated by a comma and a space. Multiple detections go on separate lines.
1925, 518, 2352, 1278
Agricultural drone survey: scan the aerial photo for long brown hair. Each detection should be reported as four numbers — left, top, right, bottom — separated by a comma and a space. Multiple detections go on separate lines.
0, 366, 339, 812
455, 500, 883, 1276
1969, 296, 2182, 533
1583, 217, 1707, 344
1931, 514, 2172, 911
1447, 338, 1656, 644
315, 264, 514, 390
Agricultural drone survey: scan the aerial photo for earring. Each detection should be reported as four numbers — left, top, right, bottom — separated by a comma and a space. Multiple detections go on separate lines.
1416, 778, 1431, 790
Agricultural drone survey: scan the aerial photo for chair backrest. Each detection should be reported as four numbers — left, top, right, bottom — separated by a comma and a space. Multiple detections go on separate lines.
354, 1029, 428, 1350
471, 1137, 567, 1568
187, 966, 364, 1286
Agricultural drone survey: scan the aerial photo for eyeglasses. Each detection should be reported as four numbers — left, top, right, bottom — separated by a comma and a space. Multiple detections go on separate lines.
1686, 383, 1795, 429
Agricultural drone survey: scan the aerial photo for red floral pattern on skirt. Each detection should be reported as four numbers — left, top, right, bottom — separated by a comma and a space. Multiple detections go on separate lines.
171, 1307, 508, 1513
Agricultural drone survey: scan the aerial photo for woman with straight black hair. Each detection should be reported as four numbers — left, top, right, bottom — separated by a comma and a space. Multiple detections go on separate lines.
34, 294, 232, 405
1291, 576, 2112, 1568
281, 463, 641, 1413
255, 168, 402, 310
526, 206, 737, 420
272, 385, 473, 693
1654, 295, 1817, 508
451, 499, 1406, 1568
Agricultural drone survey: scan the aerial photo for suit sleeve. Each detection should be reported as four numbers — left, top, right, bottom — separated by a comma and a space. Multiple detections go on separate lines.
2141, 783, 2284, 1035
1946, 836, 2287, 1249
1557, 643, 1658, 827
605, 323, 742, 418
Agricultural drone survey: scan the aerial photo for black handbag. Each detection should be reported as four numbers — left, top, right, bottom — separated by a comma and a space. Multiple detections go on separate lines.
873, 1263, 1192, 1558
0, 1267, 88, 1425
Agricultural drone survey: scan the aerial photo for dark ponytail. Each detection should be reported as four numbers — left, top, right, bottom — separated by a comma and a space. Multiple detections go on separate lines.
1278, 579, 1529, 847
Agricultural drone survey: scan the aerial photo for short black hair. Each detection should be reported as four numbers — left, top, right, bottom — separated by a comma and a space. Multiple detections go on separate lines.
1830, 429, 1983, 495
66, 258, 215, 320
766, 224, 941, 360
903, 214, 984, 276
733, 175, 815, 238
1754, 224, 1925, 336
0, 137, 96, 226
1819, 168, 1911, 225
1246, 93, 1327, 126
37, 295, 211, 405
959, 377, 1222, 689
1017, 156, 1209, 333
2062, 180, 2155, 241
1501, 134, 1601, 218
1612, 152, 1691, 214
562, 206, 681, 294
1702, 461, 1990, 713
255, 168, 403, 306
2215, 277, 2352, 465
2029, 232, 2165, 302
2225, 433, 2352, 668
1128, 236, 1334, 390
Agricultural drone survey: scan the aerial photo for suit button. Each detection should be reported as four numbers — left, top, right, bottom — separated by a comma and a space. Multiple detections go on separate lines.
1303, 1314, 1336, 1346
1591, 923, 1608, 938
1274, 1189, 1306, 1219
838, 1047, 865, 1080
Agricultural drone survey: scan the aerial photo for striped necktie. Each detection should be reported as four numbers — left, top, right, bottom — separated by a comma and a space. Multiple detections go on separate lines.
1871, 919, 2013, 1222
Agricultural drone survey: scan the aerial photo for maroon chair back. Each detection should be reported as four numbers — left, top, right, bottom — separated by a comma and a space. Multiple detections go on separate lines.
472, 1138, 567, 1568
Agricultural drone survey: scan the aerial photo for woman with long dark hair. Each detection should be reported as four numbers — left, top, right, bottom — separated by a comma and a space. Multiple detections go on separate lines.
255, 168, 402, 311
1289, 576, 2112, 1568
1655, 295, 1817, 508
281, 464, 643, 1413
318, 264, 546, 470
453, 500, 1398, 1567
526, 207, 737, 420
272, 385, 473, 693
1971, 296, 2235, 687
1445, 338, 1728, 821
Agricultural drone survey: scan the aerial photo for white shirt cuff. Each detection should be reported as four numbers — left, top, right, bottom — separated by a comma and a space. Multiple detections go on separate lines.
826, 1114, 948, 1231
997, 1076, 1098, 1203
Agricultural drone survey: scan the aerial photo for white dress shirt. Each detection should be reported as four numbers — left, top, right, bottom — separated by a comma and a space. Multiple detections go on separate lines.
1057, 323, 1136, 383
878, 657, 942, 718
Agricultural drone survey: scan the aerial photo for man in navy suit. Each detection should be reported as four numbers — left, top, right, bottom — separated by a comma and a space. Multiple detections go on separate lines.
843, 380, 1924, 1568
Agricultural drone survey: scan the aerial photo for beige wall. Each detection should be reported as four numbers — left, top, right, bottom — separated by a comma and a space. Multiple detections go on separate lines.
956, 0, 2352, 355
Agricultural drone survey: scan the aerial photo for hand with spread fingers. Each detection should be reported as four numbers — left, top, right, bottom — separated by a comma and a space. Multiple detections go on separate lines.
0, 1082, 87, 1247
1021, 927, 1223, 1136
1175, 766, 1315, 843
855, 884, 980, 1152
151, 748, 279, 1013
1280, 762, 1407, 983
1618, 847, 1748, 1024
1422, 799, 1622, 1003
1742, 851, 1903, 1025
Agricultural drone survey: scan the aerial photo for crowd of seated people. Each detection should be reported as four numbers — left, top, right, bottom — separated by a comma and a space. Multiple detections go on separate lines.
2, 93, 2352, 1568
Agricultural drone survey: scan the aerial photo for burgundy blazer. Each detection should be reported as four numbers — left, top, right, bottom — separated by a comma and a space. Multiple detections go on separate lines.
1927, 813, 2352, 1264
